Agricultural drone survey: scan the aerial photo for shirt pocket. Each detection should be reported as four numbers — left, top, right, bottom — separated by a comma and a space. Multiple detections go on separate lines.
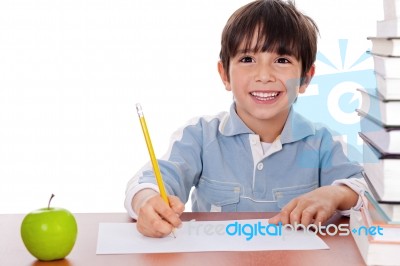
273, 182, 318, 209
197, 176, 241, 212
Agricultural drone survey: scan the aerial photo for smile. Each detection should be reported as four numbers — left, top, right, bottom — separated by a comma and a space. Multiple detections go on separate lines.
250, 91, 280, 101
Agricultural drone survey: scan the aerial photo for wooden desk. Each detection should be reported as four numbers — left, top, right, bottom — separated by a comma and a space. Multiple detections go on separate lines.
1, 212, 365, 266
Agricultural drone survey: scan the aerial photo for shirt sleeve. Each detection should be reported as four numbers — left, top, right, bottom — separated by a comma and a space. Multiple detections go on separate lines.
124, 118, 205, 218
332, 177, 369, 216
124, 181, 160, 219
317, 126, 367, 215
315, 126, 363, 183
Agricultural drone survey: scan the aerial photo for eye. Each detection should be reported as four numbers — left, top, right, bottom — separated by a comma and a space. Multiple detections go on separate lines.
276, 57, 290, 64
240, 56, 255, 63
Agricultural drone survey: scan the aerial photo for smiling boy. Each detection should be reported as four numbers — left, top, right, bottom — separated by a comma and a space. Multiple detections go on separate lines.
125, 0, 367, 237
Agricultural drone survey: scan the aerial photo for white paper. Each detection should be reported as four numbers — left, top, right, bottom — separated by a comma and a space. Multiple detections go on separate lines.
96, 219, 329, 254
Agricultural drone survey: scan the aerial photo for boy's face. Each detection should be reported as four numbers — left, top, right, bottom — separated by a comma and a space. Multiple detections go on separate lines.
218, 36, 315, 131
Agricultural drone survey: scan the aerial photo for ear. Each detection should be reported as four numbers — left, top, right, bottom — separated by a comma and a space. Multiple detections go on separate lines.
299, 64, 315, 94
218, 61, 231, 91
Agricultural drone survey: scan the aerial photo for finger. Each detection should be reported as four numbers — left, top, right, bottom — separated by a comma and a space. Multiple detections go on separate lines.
279, 207, 295, 225
313, 210, 330, 226
278, 199, 298, 224
168, 195, 185, 215
289, 208, 302, 226
268, 213, 282, 225
137, 218, 172, 238
141, 196, 179, 235
280, 199, 300, 225
137, 204, 173, 237
151, 197, 182, 229
300, 207, 317, 227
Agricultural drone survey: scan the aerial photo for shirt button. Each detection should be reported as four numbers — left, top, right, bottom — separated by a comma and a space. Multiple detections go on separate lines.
257, 163, 264, 170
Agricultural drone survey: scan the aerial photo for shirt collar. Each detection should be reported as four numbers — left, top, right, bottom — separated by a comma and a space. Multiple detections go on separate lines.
279, 107, 315, 144
219, 102, 315, 143
219, 103, 254, 136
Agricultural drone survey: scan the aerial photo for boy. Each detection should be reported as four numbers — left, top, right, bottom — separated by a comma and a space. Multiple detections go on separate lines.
125, 0, 367, 237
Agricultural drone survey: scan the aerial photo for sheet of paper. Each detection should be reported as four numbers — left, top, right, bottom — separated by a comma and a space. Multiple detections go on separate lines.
96, 219, 329, 254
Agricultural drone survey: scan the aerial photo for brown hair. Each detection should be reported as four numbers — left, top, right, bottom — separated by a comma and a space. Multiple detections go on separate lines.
219, 0, 319, 82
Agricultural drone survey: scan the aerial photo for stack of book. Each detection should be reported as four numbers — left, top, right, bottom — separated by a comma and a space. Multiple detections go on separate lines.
350, 197, 400, 266
353, 0, 400, 264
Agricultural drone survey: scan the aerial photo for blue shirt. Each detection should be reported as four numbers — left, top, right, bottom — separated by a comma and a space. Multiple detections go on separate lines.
132, 103, 363, 213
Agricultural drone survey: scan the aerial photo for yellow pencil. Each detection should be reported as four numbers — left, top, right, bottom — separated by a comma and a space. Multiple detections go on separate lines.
136, 103, 176, 238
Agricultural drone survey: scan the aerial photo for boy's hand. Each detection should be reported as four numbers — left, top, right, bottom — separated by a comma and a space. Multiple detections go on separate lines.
134, 190, 184, 237
269, 185, 358, 226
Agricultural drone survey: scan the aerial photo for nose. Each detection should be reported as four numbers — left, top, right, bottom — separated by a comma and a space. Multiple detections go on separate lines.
255, 63, 275, 83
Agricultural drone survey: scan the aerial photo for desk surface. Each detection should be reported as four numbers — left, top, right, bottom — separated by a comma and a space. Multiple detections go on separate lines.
1, 212, 365, 266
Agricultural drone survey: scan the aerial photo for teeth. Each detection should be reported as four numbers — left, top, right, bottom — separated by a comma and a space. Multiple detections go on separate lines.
251, 91, 279, 99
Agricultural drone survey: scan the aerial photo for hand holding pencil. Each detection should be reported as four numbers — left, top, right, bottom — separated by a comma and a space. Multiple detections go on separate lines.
133, 104, 184, 238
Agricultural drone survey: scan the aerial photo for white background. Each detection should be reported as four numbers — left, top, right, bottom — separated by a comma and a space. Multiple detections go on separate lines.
0, 0, 382, 214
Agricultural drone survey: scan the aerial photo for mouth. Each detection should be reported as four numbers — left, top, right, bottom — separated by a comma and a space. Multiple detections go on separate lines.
250, 91, 281, 102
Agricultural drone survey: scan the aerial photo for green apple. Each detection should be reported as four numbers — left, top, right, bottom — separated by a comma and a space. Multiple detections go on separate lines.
20, 194, 78, 261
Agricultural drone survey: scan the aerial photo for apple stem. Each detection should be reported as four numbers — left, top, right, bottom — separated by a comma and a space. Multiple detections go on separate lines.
48, 194, 55, 209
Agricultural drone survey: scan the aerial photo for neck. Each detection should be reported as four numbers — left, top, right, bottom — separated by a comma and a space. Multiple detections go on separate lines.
256, 116, 287, 143
238, 109, 290, 143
